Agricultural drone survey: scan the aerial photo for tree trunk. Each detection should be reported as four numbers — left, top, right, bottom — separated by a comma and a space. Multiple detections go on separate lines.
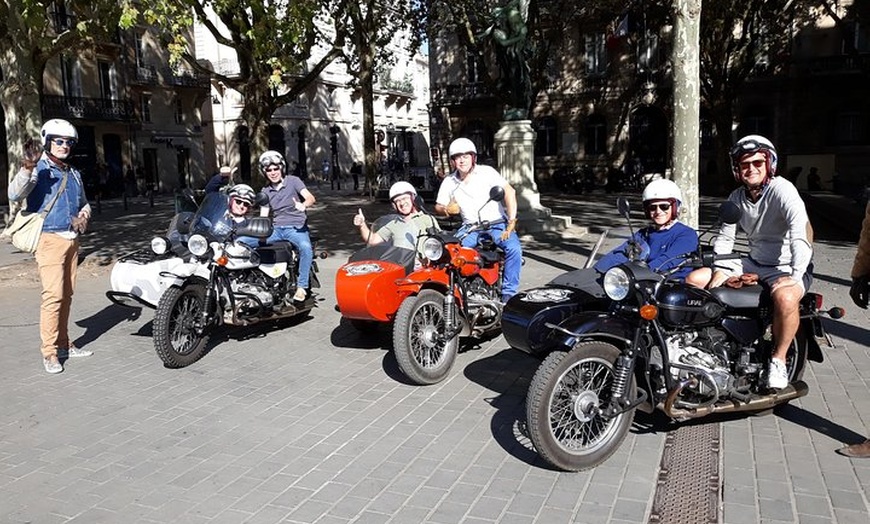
671, 0, 701, 229
359, 41, 377, 200
242, 87, 274, 188
1, 49, 44, 196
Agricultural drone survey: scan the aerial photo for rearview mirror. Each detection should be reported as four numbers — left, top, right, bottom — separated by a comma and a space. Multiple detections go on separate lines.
616, 197, 631, 218
718, 201, 741, 224
489, 186, 505, 202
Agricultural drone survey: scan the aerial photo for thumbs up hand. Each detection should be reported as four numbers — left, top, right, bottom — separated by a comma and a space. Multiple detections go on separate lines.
353, 208, 366, 227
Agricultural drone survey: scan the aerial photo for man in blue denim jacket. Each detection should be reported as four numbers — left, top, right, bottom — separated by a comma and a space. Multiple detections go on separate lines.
7, 119, 93, 374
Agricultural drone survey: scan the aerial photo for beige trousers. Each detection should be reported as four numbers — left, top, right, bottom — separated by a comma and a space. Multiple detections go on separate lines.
35, 233, 79, 359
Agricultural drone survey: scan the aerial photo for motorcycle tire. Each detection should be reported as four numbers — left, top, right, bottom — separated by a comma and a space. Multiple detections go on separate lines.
153, 283, 212, 368
393, 289, 459, 385
526, 341, 636, 472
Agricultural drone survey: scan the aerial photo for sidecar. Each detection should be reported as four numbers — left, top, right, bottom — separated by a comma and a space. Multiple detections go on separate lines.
335, 243, 417, 322
106, 210, 195, 309
502, 268, 611, 358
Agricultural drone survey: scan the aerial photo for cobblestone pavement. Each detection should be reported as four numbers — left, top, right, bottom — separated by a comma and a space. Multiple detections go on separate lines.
0, 188, 868, 523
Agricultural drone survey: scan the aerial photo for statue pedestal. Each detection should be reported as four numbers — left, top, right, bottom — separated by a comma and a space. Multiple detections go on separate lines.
494, 120, 573, 234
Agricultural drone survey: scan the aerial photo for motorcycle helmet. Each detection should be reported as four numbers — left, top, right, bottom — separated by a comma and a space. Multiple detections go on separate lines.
388, 181, 417, 202
40, 118, 78, 150
229, 183, 256, 205
642, 178, 682, 219
730, 134, 778, 180
448, 137, 477, 159
258, 150, 286, 175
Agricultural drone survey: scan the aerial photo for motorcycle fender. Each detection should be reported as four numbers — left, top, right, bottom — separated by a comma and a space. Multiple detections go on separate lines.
803, 317, 825, 363
502, 287, 607, 357
397, 267, 450, 288
335, 260, 409, 322
108, 256, 188, 308
547, 312, 635, 352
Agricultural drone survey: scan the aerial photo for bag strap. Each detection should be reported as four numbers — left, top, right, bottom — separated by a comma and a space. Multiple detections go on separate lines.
39, 171, 69, 217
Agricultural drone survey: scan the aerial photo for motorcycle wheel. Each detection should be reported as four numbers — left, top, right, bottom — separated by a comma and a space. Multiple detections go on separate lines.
393, 289, 459, 385
526, 341, 636, 472
785, 331, 808, 382
153, 283, 212, 368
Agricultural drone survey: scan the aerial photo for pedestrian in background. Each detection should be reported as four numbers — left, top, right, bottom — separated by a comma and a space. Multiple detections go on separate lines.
7, 119, 93, 374
836, 200, 870, 457
350, 161, 362, 191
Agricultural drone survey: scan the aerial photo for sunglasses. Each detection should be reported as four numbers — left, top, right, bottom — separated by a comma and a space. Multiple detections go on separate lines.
232, 199, 251, 208
51, 138, 77, 147
739, 159, 766, 171
646, 203, 671, 212
264, 166, 282, 172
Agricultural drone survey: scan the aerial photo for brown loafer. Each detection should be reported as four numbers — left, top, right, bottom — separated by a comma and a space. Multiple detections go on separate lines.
836, 439, 870, 458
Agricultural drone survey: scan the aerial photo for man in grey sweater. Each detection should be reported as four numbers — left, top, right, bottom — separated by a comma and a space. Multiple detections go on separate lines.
686, 135, 812, 390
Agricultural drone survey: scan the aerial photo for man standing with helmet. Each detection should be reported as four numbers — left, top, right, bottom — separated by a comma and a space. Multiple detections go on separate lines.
7, 119, 93, 374
434, 137, 522, 302
686, 135, 813, 390
257, 150, 316, 302
353, 181, 439, 253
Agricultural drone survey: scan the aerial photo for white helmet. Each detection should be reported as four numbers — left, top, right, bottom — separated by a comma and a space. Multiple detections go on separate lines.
730, 134, 778, 180
448, 137, 477, 158
40, 118, 78, 149
229, 184, 256, 205
258, 150, 286, 175
642, 178, 682, 218
389, 181, 417, 202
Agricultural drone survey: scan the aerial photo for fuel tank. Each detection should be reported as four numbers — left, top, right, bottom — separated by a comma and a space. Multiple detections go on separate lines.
657, 282, 725, 328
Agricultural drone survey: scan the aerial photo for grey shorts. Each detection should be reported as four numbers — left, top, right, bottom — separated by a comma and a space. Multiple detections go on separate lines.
718, 258, 812, 294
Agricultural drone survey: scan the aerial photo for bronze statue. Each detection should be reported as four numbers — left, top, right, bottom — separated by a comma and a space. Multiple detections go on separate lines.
479, 0, 532, 119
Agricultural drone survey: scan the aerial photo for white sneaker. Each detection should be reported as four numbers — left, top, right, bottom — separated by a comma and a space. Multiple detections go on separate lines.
768, 358, 788, 389
293, 288, 307, 302
43, 357, 63, 374
64, 345, 93, 358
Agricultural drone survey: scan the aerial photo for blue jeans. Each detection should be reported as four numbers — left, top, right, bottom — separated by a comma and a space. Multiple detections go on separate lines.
269, 225, 313, 289
239, 225, 313, 289
459, 223, 522, 301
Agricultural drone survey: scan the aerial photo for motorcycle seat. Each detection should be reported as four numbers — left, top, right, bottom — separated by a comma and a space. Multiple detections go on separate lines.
710, 285, 763, 309
479, 249, 502, 264
255, 242, 296, 264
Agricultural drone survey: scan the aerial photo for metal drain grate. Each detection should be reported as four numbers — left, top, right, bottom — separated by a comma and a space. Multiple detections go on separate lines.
648, 422, 720, 524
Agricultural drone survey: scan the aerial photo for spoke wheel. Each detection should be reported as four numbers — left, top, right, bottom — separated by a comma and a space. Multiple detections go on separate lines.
153, 283, 211, 368
393, 289, 459, 385
526, 341, 636, 471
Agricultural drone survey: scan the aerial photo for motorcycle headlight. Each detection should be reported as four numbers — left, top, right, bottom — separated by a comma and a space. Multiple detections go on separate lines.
150, 236, 169, 255
422, 237, 444, 262
603, 267, 631, 301
188, 234, 209, 257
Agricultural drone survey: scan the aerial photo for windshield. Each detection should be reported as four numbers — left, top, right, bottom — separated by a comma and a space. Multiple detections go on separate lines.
188, 192, 236, 242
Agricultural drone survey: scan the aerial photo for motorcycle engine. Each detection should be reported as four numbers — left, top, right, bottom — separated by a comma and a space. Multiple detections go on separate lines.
665, 330, 733, 399
229, 271, 274, 310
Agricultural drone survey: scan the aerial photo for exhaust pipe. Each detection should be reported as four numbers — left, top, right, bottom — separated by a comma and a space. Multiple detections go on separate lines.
662, 380, 809, 420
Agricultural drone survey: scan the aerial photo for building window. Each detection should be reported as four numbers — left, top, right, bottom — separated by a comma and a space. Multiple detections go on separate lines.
637, 31, 659, 72
739, 107, 771, 137
836, 111, 864, 144
585, 114, 607, 156
535, 116, 558, 156
466, 48, 483, 84
134, 31, 146, 68
140, 94, 152, 123
174, 96, 184, 124
584, 32, 607, 77
98, 61, 118, 100
61, 56, 82, 98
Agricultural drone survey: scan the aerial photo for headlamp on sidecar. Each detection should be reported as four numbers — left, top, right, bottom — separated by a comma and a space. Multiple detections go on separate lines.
187, 234, 209, 257
603, 266, 632, 301
150, 236, 170, 255
422, 237, 445, 262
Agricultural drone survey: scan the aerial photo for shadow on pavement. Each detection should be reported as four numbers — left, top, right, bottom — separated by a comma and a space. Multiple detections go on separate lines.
775, 404, 867, 445
75, 304, 144, 348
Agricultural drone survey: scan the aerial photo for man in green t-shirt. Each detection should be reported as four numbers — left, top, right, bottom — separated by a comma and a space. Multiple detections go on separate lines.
353, 181, 439, 256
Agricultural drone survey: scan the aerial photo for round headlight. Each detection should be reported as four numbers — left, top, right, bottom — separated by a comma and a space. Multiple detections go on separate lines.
422, 237, 444, 262
150, 236, 169, 255
603, 267, 631, 301
188, 234, 209, 257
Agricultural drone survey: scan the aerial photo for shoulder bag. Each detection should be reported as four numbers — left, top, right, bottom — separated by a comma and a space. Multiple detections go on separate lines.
2, 173, 69, 254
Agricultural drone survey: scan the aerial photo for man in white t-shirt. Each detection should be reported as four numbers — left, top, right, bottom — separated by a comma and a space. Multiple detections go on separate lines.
434, 137, 522, 302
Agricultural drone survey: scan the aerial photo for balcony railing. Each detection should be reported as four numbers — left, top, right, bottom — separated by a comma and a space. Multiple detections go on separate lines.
42, 95, 136, 122
432, 82, 495, 104
128, 65, 210, 88
794, 54, 870, 75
